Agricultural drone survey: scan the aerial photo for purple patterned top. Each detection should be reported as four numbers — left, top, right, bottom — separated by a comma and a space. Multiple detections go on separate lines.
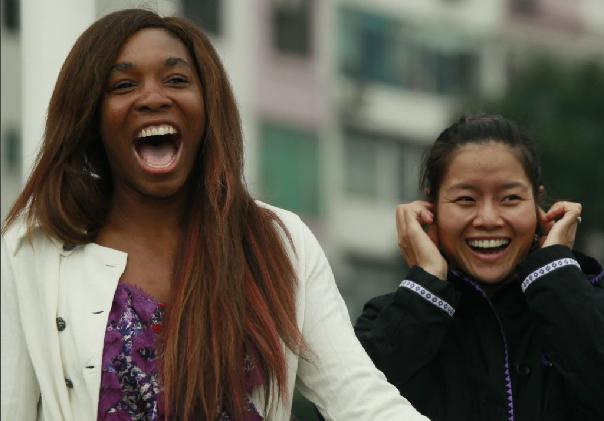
97, 282, 264, 421
97, 283, 166, 420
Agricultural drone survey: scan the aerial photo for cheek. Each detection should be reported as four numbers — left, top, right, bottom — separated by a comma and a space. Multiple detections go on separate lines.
435, 205, 468, 253
100, 98, 128, 134
503, 206, 538, 248
100, 104, 127, 154
436, 204, 470, 233
99, 108, 115, 142
504, 204, 537, 230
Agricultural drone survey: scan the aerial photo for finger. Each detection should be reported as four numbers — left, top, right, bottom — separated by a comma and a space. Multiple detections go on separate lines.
397, 202, 433, 227
414, 201, 435, 225
396, 205, 405, 232
545, 201, 582, 222
404, 204, 427, 236
541, 202, 582, 248
398, 206, 421, 264
537, 207, 554, 234
544, 203, 565, 222
426, 223, 440, 248
405, 202, 433, 243
419, 208, 434, 227
397, 204, 420, 251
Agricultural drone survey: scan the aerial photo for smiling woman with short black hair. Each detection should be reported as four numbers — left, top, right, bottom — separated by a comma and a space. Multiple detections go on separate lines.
356, 114, 604, 421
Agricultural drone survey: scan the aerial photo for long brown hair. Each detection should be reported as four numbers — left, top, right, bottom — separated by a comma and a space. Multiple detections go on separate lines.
3, 9, 305, 419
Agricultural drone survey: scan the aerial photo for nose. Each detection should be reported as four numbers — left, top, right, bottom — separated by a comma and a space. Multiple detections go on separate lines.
472, 201, 504, 228
135, 82, 172, 112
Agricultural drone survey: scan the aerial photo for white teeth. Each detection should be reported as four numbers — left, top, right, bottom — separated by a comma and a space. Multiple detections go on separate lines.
468, 239, 510, 249
137, 124, 178, 138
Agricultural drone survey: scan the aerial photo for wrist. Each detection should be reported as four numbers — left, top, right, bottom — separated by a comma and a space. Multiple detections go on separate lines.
421, 264, 448, 281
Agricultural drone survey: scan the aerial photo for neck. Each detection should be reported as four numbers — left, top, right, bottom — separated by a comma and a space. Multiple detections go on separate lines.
97, 184, 188, 250
451, 267, 518, 298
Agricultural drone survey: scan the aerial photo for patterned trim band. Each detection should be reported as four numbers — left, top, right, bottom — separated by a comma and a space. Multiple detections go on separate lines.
521, 257, 581, 292
399, 280, 455, 317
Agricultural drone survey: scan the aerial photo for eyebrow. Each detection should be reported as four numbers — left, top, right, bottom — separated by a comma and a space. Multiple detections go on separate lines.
164, 57, 191, 69
109, 57, 192, 73
446, 181, 529, 191
500, 181, 530, 190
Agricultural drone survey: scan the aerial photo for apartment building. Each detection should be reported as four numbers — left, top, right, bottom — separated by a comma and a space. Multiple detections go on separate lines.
2, 0, 602, 319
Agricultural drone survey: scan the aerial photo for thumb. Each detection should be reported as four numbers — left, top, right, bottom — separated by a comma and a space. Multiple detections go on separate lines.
426, 223, 440, 248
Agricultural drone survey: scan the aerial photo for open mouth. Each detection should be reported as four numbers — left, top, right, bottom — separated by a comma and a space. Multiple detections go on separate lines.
134, 125, 182, 169
466, 238, 510, 254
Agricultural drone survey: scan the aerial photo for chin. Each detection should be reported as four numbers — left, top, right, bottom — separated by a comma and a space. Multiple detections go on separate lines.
452, 259, 512, 284
468, 266, 514, 284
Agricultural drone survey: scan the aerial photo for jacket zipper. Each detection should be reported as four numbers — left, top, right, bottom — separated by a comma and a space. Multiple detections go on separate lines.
452, 270, 515, 421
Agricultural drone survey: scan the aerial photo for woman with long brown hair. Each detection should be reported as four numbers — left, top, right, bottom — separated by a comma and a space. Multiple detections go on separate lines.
1, 9, 426, 421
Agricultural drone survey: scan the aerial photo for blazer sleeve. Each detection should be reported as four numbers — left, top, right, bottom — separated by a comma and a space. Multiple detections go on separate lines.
354, 266, 460, 403
517, 245, 604, 418
292, 221, 428, 421
1, 235, 40, 421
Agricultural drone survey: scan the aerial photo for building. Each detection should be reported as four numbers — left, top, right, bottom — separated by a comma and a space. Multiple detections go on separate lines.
2, 0, 603, 418
2, 0, 603, 320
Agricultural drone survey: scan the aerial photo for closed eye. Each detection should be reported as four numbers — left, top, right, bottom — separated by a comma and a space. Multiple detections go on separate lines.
165, 75, 190, 86
110, 80, 136, 92
455, 196, 475, 205
502, 194, 522, 204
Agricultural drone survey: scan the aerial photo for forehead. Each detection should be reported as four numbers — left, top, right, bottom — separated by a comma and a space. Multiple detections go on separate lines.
115, 27, 191, 63
441, 142, 530, 189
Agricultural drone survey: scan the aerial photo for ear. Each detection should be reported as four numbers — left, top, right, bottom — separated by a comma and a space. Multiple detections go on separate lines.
537, 185, 545, 204
535, 185, 546, 236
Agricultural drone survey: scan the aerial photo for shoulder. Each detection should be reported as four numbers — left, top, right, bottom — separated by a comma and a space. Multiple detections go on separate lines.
254, 200, 311, 245
363, 292, 397, 310
255, 200, 304, 230
355, 292, 397, 325
2, 215, 60, 258
518, 245, 604, 292
254, 200, 326, 271
573, 249, 604, 287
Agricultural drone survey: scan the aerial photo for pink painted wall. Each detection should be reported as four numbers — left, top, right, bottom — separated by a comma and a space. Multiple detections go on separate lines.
254, 0, 327, 129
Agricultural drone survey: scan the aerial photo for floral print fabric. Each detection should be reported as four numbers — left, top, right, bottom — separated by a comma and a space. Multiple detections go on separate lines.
98, 283, 165, 420
97, 282, 264, 421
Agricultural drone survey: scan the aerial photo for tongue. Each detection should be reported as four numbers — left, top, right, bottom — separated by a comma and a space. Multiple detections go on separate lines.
138, 143, 177, 168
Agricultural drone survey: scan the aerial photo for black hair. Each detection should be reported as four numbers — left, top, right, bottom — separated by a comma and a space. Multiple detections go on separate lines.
420, 114, 542, 202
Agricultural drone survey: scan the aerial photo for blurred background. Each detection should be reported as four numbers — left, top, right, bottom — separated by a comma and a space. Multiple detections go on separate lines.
2, 0, 604, 419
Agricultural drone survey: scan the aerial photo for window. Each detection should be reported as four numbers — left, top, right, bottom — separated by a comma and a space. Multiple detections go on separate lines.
345, 136, 378, 199
512, 0, 539, 15
272, 0, 312, 56
339, 7, 480, 96
2, 0, 20, 32
183, 0, 221, 35
260, 122, 319, 216
340, 8, 400, 85
2, 127, 21, 172
399, 144, 425, 202
345, 130, 424, 203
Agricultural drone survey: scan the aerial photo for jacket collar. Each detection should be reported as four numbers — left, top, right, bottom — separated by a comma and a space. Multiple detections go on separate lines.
573, 249, 604, 285
447, 248, 603, 297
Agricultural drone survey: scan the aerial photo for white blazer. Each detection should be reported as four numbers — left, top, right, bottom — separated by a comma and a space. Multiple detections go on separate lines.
1, 203, 427, 420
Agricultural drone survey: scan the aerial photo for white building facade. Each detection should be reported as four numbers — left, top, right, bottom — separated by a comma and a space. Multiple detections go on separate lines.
2, 0, 603, 319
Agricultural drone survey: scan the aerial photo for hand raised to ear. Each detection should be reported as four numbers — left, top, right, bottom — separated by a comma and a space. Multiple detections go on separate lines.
539, 201, 582, 249
396, 201, 448, 280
